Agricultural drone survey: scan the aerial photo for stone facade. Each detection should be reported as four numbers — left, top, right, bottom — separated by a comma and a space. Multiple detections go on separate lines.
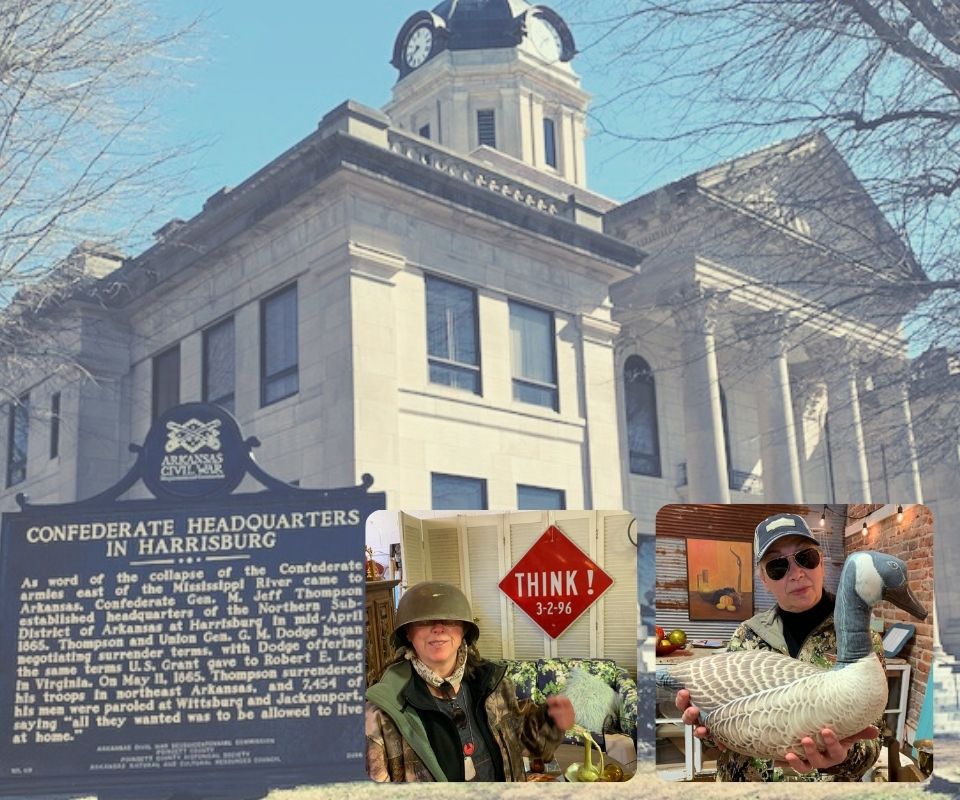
0, 0, 951, 651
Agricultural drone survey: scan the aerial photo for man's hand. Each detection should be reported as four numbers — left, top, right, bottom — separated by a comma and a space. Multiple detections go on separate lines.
546, 695, 575, 731
675, 689, 722, 746
778, 726, 878, 774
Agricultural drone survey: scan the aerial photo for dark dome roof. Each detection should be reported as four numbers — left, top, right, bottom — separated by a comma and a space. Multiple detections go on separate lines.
391, 0, 575, 77
431, 0, 532, 51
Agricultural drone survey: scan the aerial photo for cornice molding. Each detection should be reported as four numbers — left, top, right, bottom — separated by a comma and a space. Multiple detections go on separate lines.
578, 313, 620, 345
347, 241, 406, 285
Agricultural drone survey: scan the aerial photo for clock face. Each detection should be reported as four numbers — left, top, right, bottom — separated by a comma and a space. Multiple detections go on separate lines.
404, 25, 433, 69
528, 15, 563, 63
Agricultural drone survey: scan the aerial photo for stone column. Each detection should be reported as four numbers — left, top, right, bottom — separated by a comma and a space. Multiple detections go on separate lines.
450, 91, 470, 153
752, 313, 803, 501
499, 87, 521, 161
572, 111, 587, 188
822, 342, 872, 502
560, 109, 577, 183
578, 312, 624, 509
873, 362, 924, 502
313, 240, 405, 490
73, 308, 134, 502
672, 284, 730, 503
791, 373, 834, 502
526, 92, 543, 167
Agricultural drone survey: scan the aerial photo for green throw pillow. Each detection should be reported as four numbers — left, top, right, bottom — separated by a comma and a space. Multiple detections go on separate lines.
560, 667, 617, 733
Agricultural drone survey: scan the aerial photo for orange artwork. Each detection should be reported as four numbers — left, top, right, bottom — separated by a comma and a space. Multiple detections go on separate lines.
686, 538, 754, 621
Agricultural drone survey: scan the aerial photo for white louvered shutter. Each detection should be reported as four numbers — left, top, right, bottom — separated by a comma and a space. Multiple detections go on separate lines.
600, 511, 638, 675
462, 516, 504, 661
401, 512, 425, 589
425, 522, 461, 585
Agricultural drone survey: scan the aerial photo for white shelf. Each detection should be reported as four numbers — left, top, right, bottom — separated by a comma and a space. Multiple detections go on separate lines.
885, 661, 911, 745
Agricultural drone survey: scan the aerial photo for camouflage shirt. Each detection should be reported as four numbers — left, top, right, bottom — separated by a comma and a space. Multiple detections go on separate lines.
714, 605, 885, 782
366, 659, 562, 782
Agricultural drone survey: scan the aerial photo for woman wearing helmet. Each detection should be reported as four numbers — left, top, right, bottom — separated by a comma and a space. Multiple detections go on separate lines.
365, 581, 574, 781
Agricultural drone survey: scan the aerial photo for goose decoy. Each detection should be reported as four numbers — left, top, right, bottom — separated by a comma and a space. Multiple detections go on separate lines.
656, 550, 928, 761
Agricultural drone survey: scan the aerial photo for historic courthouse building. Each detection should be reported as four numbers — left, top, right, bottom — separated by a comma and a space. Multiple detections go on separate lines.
1, 3, 956, 644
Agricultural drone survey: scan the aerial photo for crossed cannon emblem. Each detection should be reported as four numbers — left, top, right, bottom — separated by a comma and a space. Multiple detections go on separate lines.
165, 418, 223, 454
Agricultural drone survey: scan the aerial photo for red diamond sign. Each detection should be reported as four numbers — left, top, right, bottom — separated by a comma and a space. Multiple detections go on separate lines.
499, 525, 613, 638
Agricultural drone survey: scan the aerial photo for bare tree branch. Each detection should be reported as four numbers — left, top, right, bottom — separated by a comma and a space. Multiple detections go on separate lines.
0, 0, 204, 301
0, 0, 205, 393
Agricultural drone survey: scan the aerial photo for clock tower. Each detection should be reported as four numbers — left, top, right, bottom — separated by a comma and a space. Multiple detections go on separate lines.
385, 1, 590, 187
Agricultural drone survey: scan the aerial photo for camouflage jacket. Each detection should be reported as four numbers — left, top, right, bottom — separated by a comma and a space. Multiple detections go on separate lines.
365, 659, 563, 782
714, 606, 885, 782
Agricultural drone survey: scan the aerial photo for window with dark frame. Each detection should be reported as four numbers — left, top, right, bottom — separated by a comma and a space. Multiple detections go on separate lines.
152, 344, 180, 421
477, 109, 496, 148
431, 473, 488, 510
203, 316, 236, 413
509, 300, 558, 410
517, 484, 565, 510
260, 284, 299, 407
49, 391, 60, 459
543, 117, 557, 168
425, 275, 481, 394
624, 355, 661, 477
6, 395, 28, 488
418, 123, 431, 139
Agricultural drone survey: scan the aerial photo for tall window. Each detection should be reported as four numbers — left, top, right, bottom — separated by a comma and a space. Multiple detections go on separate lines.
49, 392, 60, 459
152, 345, 180, 420
543, 117, 557, 168
432, 473, 488, 510
517, 484, 565, 510
203, 317, 236, 413
6, 395, 28, 488
624, 355, 661, 476
425, 276, 480, 394
477, 109, 496, 148
509, 300, 558, 410
261, 284, 299, 406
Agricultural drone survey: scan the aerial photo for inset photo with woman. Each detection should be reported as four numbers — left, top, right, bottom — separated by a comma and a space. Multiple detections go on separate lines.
653, 503, 935, 784
363, 509, 638, 783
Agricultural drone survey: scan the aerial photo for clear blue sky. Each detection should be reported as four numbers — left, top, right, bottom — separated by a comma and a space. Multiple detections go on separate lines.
155, 1, 711, 226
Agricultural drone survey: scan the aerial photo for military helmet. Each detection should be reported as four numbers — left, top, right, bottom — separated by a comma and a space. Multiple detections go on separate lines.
391, 581, 479, 648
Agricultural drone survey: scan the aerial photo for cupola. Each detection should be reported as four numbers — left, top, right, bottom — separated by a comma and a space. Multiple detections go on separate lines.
384, 0, 589, 187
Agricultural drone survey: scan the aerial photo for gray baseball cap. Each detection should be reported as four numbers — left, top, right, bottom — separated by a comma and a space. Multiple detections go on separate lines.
754, 513, 819, 561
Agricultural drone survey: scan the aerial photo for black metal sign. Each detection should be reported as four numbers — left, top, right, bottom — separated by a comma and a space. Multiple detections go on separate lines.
0, 403, 385, 798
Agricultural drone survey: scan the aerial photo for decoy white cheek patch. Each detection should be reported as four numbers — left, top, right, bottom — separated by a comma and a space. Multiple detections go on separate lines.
854, 553, 883, 604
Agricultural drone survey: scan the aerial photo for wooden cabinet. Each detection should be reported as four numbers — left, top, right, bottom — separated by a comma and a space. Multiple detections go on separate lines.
366, 579, 400, 687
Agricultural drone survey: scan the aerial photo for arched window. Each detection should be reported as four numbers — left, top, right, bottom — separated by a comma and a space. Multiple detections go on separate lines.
624, 355, 661, 477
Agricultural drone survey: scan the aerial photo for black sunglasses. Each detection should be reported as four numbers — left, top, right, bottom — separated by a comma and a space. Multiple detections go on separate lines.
763, 547, 822, 580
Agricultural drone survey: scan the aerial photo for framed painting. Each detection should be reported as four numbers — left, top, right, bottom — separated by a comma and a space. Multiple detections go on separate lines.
686, 538, 753, 621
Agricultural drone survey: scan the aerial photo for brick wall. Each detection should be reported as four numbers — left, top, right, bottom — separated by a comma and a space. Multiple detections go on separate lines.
846, 504, 934, 739
847, 503, 882, 521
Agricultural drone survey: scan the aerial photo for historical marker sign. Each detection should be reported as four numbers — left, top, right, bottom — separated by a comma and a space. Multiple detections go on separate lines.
0, 403, 385, 798
498, 525, 613, 638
